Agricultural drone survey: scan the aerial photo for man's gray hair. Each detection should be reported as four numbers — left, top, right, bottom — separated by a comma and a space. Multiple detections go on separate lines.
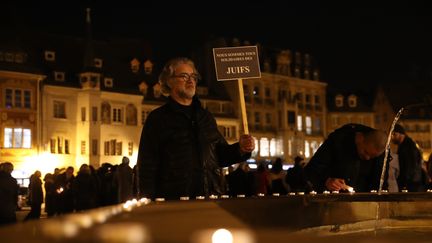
159, 57, 199, 96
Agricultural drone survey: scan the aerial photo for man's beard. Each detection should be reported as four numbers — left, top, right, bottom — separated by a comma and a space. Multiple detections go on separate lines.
178, 87, 195, 100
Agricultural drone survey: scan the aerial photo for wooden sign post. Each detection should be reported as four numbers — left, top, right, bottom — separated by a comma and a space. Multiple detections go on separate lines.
213, 46, 261, 135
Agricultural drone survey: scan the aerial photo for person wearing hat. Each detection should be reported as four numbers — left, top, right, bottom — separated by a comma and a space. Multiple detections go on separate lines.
391, 123, 427, 192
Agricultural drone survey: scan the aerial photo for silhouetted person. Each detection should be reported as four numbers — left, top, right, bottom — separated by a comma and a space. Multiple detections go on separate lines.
25, 170, 43, 221
227, 162, 254, 197
43, 173, 56, 217
286, 156, 309, 192
55, 166, 75, 214
115, 157, 134, 203
269, 158, 289, 195
0, 162, 19, 225
254, 162, 270, 195
391, 123, 427, 192
73, 164, 98, 211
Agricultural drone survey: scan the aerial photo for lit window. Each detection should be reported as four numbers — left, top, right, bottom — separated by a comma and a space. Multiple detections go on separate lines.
305, 140, 310, 158
306, 116, 312, 135
57, 137, 63, 154
128, 142, 133, 156
297, 115, 303, 131
259, 137, 269, 157
81, 141, 86, 155
3, 128, 31, 148
270, 138, 276, 156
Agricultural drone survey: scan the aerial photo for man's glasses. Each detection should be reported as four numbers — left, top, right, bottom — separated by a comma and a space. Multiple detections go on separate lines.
172, 73, 201, 82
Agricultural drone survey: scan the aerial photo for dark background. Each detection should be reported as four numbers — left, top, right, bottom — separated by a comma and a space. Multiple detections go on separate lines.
3, 2, 432, 90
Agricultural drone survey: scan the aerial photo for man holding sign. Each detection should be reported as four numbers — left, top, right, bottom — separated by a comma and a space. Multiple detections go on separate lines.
137, 57, 255, 200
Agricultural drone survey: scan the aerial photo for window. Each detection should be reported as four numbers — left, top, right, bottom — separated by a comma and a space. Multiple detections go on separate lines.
306, 116, 312, 135
3, 128, 31, 148
104, 78, 113, 87
4, 88, 31, 109
116, 142, 122, 155
81, 141, 86, 155
54, 71, 65, 81
44, 51, 55, 61
65, 139, 70, 154
126, 104, 137, 125
15, 90, 22, 107
92, 139, 98, 155
305, 140, 310, 158
50, 138, 56, 153
259, 137, 269, 157
24, 91, 31, 108
265, 113, 272, 124
105, 140, 122, 156
92, 107, 98, 122
128, 142, 133, 156
94, 58, 103, 68
81, 107, 86, 122
287, 111, 296, 126
218, 126, 237, 139
348, 95, 357, 108
53, 101, 66, 118
113, 108, 123, 123
5, 89, 13, 108
104, 141, 110, 155
265, 87, 271, 98
57, 137, 63, 154
254, 112, 260, 123
297, 115, 303, 131
335, 95, 344, 108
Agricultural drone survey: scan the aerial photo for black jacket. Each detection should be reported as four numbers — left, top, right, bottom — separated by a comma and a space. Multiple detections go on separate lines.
138, 96, 250, 200
304, 123, 388, 192
397, 136, 424, 191
0, 171, 18, 225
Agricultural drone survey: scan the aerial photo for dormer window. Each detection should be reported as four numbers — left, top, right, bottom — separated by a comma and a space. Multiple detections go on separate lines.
335, 94, 344, 108
104, 77, 113, 87
130, 58, 140, 73
94, 58, 103, 68
143, 60, 154, 74
45, 51, 55, 61
348, 95, 357, 108
54, 71, 65, 81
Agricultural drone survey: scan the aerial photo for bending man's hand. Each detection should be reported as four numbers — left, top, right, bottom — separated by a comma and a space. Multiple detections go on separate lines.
325, 178, 349, 191
239, 134, 255, 153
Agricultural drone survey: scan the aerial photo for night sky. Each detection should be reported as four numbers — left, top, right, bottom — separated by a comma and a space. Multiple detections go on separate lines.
3, 2, 432, 90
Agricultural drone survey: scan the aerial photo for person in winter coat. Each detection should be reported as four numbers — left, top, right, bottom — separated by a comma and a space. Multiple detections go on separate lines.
137, 57, 255, 200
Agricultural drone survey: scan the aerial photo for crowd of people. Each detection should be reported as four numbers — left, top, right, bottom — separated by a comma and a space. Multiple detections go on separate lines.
0, 156, 136, 226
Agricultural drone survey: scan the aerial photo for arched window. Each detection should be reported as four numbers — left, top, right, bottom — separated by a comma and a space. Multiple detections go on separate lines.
126, 104, 137, 125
